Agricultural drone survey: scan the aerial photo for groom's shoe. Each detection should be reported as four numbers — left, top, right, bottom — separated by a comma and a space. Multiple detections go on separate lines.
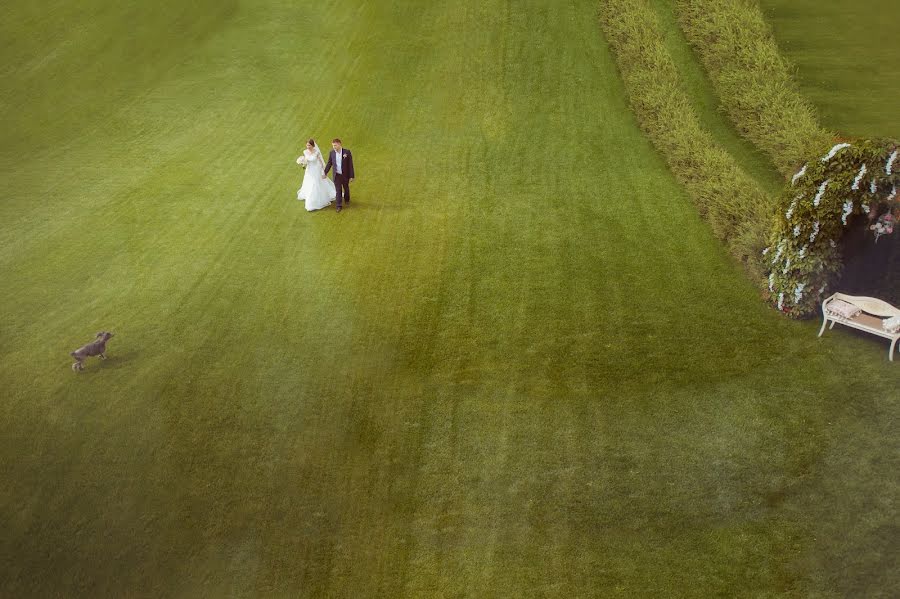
336, 205, 342, 213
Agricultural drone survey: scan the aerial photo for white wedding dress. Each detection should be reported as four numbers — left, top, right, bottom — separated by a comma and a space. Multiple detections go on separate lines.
297, 147, 336, 211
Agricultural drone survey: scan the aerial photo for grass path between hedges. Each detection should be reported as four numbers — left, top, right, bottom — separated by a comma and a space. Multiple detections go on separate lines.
649, 0, 784, 195
1, 0, 898, 596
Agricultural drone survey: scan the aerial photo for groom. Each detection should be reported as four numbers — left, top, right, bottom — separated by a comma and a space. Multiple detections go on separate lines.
323, 138, 354, 212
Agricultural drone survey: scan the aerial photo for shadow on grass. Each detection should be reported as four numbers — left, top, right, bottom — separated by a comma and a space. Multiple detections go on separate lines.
303, 200, 390, 215
73, 351, 139, 374
819, 322, 897, 361
349, 199, 414, 212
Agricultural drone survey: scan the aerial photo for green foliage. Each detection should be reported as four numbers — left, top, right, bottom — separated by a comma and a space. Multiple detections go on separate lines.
599, 0, 773, 282
674, 0, 833, 175
765, 140, 899, 317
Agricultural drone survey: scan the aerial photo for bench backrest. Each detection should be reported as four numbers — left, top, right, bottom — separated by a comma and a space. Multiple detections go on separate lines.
833, 293, 900, 318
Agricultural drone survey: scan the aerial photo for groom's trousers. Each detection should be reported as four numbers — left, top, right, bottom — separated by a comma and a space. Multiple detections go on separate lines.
334, 173, 350, 207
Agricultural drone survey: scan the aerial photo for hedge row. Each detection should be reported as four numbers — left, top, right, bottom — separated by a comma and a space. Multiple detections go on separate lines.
599, 0, 772, 281
673, 0, 833, 176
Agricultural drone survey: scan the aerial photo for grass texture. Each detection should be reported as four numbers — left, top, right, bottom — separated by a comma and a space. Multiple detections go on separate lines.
673, 0, 834, 176
759, 0, 900, 141
1, 0, 898, 596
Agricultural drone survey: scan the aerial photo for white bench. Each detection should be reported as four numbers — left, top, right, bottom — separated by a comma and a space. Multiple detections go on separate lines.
819, 293, 900, 361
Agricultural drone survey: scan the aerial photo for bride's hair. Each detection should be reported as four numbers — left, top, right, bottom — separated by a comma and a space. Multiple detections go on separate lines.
307, 138, 316, 147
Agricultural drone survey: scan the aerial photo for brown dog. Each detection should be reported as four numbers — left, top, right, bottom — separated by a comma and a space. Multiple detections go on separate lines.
70, 332, 114, 372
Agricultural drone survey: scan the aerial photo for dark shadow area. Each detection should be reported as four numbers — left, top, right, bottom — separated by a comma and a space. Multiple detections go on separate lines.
838, 214, 899, 304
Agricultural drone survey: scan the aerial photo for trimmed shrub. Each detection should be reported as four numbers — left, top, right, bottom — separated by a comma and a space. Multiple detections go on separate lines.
599, 0, 773, 281
673, 0, 833, 176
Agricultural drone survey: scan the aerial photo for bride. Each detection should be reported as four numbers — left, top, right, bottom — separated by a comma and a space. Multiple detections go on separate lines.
296, 138, 336, 211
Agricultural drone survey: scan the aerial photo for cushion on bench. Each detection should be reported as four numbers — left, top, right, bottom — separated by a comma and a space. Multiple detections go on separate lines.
826, 299, 862, 319
884, 316, 900, 334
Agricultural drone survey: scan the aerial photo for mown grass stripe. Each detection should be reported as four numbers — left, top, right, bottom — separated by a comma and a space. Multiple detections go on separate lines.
758, 0, 900, 140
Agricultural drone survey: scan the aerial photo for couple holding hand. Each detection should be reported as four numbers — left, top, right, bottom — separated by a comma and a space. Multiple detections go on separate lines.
296, 138, 355, 212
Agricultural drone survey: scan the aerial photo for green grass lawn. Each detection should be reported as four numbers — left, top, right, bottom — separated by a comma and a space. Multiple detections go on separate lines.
1, 1, 898, 596
759, 0, 900, 140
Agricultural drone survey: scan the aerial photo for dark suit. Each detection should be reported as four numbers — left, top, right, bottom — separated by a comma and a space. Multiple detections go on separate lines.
324, 148, 355, 208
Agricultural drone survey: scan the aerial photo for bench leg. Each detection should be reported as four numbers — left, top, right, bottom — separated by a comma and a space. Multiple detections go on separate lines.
818, 316, 830, 337
890, 338, 897, 362
829, 321, 836, 330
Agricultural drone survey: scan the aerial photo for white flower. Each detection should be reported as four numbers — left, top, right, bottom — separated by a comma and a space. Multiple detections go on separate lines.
887, 149, 898, 175
791, 163, 808, 186
829, 239, 836, 248
793, 225, 801, 237
798, 245, 807, 259
809, 221, 820, 243
783, 258, 791, 274
814, 179, 830, 207
821, 143, 851, 162
785, 195, 801, 220
841, 199, 854, 225
851, 164, 867, 190
762, 246, 770, 256
777, 292, 785, 311
772, 240, 786, 265
818, 284, 827, 296
870, 179, 877, 194
862, 203, 870, 214
768, 273, 775, 292
794, 282, 806, 304
888, 185, 898, 202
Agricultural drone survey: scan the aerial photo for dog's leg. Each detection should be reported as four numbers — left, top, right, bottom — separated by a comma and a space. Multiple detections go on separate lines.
99, 353, 106, 360
72, 361, 81, 372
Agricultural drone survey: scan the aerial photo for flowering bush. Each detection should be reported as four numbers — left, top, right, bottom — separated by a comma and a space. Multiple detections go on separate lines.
764, 139, 900, 318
